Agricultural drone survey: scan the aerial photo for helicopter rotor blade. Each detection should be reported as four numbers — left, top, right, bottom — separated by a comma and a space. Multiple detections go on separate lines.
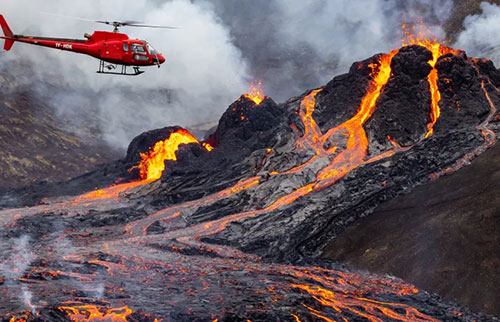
121, 21, 144, 25
41, 12, 179, 30
122, 23, 179, 29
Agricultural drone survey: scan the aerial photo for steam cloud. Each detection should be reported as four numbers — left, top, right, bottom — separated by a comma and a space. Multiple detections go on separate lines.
455, 2, 500, 63
0, 235, 36, 313
202, 0, 452, 100
1, 0, 454, 149
1, 0, 249, 148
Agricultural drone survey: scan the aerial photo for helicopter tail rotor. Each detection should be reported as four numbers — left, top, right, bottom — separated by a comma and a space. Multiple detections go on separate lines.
0, 15, 15, 51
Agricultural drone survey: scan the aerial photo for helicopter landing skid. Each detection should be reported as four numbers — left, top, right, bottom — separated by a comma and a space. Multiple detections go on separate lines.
97, 61, 144, 76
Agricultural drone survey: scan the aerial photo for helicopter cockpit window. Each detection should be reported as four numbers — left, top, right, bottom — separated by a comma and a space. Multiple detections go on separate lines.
131, 44, 146, 54
133, 54, 149, 61
123, 43, 129, 52
146, 43, 159, 55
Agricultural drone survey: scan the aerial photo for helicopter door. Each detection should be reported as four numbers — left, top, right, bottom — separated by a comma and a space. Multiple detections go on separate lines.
131, 44, 149, 62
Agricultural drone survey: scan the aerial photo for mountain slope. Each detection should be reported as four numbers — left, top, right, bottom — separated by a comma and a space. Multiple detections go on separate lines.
322, 139, 500, 315
0, 64, 120, 189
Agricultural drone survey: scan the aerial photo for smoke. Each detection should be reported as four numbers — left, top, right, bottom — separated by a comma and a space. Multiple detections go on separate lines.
49, 229, 107, 300
455, 2, 500, 63
1, 0, 249, 148
201, 0, 453, 100
0, 0, 454, 149
0, 235, 36, 313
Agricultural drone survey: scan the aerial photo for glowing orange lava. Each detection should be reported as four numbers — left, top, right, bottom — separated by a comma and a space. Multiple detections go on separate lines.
243, 81, 265, 105
74, 180, 149, 203
316, 49, 399, 183
293, 284, 439, 322
58, 305, 133, 322
402, 24, 459, 138
138, 129, 200, 181
202, 142, 214, 152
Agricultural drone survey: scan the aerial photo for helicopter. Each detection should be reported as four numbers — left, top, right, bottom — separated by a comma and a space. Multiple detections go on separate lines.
0, 14, 175, 76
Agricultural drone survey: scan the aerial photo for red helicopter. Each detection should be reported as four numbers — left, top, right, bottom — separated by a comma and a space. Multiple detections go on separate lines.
0, 14, 174, 76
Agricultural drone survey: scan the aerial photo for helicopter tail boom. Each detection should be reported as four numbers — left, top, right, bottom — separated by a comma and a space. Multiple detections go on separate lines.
0, 15, 15, 51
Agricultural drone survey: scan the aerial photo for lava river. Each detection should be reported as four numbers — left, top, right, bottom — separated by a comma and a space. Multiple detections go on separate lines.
1, 40, 499, 322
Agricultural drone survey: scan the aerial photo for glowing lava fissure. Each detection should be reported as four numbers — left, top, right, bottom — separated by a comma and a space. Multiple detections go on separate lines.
401, 26, 460, 138
136, 128, 214, 181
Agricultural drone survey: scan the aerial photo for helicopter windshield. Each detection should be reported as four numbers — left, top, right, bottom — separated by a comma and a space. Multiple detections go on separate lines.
146, 43, 159, 55
131, 43, 146, 54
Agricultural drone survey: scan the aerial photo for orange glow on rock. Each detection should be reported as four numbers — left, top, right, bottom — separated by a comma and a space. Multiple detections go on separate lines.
74, 180, 149, 203
58, 305, 133, 322
243, 81, 265, 105
316, 50, 399, 182
138, 129, 200, 181
202, 142, 214, 152
293, 284, 438, 322
401, 23, 459, 138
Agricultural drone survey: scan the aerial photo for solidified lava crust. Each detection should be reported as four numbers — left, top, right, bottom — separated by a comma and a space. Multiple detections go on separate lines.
1, 44, 500, 321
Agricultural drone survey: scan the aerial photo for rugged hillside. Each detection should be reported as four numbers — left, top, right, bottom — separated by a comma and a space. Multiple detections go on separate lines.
0, 63, 120, 189
322, 140, 500, 315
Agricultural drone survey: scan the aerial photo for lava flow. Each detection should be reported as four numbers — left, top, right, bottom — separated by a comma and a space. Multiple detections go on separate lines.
137, 129, 202, 181
58, 305, 133, 322
1, 31, 498, 321
402, 24, 460, 138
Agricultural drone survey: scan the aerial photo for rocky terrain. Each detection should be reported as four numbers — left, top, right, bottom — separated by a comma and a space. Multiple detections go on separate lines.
0, 43, 499, 321
0, 62, 120, 189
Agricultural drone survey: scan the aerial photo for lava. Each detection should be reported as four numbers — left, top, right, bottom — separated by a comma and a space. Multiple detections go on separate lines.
58, 305, 133, 322
202, 142, 214, 152
74, 180, 149, 203
243, 81, 265, 105
137, 129, 201, 181
294, 284, 439, 322
402, 24, 460, 138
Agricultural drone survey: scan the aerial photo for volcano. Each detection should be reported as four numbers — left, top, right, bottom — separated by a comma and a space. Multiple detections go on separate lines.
1, 43, 499, 321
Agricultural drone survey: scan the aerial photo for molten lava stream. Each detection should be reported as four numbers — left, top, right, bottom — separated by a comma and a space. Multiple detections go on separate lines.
286, 50, 400, 195
400, 34, 459, 138
124, 51, 406, 260
74, 128, 211, 204
73, 180, 151, 203
123, 176, 261, 236
58, 305, 133, 322
293, 284, 439, 322
101, 231, 440, 322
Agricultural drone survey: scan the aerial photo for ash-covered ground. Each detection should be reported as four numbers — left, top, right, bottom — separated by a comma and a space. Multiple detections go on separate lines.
1, 44, 499, 321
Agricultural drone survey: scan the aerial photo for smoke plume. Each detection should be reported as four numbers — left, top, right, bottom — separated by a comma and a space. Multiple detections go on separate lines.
0, 235, 36, 313
201, 0, 452, 100
455, 2, 500, 63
